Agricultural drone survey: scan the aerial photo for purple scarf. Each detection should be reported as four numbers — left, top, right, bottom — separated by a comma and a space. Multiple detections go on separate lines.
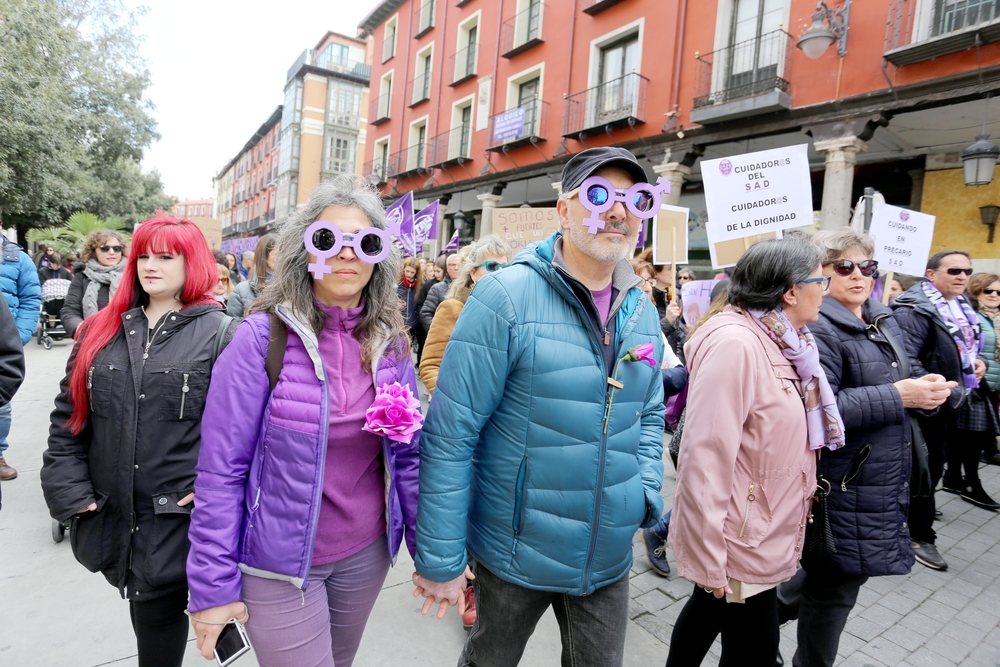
750, 309, 846, 451
922, 281, 982, 389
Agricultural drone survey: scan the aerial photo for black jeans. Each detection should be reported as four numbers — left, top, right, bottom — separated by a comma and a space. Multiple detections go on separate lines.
777, 561, 868, 667
950, 429, 993, 484
665, 585, 779, 667
910, 414, 951, 543
459, 562, 629, 667
129, 587, 189, 667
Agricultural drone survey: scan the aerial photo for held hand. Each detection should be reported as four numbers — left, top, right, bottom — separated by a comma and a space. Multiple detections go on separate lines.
665, 302, 681, 325
190, 602, 249, 660
975, 359, 988, 381
77, 502, 97, 513
698, 583, 734, 599
894, 378, 956, 410
412, 566, 475, 619
177, 492, 195, 507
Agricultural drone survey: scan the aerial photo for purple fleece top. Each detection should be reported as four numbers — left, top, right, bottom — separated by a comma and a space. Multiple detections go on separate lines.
311, 300, 386, 564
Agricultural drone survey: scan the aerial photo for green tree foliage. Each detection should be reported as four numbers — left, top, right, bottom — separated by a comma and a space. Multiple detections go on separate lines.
0, 0, 168, 237
26, 211, 130, 256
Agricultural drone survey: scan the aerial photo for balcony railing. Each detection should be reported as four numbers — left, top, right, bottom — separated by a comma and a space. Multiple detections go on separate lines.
382, 35, 395, 63
387, 143, 428, 177
450, 43, 478, 85
428, 125, 473, 167
487, 98, 549, 150
582, 0, 626, 15
692, 30, 792, 109
314, 55, 372, 80
562, 72, 647, 138
369, 92, 391, 124
415, 0, 435, 38
501, 3, 545, 57
409, 73, 431, 106
885, 0, 1000, 66
363, 157, 390, 184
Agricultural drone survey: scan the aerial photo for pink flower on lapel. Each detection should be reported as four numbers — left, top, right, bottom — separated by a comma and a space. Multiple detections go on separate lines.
362, 381, 424, 444
626, 341, 657, 367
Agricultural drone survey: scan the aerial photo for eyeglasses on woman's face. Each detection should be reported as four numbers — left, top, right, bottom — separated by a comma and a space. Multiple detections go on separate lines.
801, 276, 832, 292
475, 261, 509, 273
982, 288, 1000, 296
830, 259, 878, 277
99, 244, 124, 253
678, 274, 693, 283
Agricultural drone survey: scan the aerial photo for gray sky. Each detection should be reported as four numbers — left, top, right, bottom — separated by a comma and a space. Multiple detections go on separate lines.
134, 0, 372, 201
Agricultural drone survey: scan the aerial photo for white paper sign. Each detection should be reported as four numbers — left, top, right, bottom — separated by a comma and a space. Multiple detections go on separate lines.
652, 204, 690, 265
702, 144, 814, 243
868, 204, 935, 277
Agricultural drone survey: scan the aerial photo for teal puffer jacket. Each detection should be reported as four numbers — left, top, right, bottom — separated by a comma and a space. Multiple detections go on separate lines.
977, 312, 1000, 392
415, 234, 665, 595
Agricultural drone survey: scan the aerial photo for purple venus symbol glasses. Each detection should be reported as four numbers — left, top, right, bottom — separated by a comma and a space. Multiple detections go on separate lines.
576, 176, 672, 234
304, 220, 392, 279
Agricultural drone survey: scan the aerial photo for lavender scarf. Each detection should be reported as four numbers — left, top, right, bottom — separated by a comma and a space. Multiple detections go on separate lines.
922, 281, 982, 389
750, 308, 846, 451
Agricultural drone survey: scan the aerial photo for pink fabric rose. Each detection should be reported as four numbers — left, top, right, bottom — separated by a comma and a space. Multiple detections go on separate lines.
362, 381, 424, 444
626, 341, 657, 367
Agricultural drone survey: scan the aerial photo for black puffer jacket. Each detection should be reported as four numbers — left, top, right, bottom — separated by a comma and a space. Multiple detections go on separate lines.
419, 276, 452, 331
0, 297, 25, 512
61, 272, 110, 337
652, 286, 687, 363
810, 297, 914, 576
41, 303, 236, 600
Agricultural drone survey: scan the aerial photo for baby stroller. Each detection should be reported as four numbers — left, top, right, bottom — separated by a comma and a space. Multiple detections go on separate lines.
37, 278, 71, 349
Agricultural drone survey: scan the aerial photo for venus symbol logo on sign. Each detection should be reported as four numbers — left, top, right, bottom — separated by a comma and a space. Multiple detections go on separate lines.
577, 176, 672, 234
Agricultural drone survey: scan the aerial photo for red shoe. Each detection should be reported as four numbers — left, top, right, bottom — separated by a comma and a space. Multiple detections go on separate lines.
462, 584, 477, 629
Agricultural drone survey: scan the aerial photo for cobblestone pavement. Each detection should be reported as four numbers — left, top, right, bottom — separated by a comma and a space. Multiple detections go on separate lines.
630, 441, 1000, 667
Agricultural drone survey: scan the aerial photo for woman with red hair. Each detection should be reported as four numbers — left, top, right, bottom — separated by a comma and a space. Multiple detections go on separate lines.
41, 216, 238, 667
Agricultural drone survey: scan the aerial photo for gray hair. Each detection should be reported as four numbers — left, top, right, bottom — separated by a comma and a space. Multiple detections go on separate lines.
812, 229, 874, 263
250, 174, 408, 368
728, 236, 824, 311
446, 234, 513, 302
242, 250, 254, 260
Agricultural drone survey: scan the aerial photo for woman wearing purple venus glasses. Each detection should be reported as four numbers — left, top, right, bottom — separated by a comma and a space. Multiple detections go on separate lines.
186, 175, 421, 667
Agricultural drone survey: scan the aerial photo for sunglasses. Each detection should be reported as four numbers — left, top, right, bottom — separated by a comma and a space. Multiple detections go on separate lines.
568, 175, 671, 234
304, 220, 391, 279
475, 261, 509, 273
678, 275, 693, 282
983, 288, 1000, 295
939, 267, 974, 276
99, 245, 124, 253
801, 276, 832, 291
830, 259, 879, 277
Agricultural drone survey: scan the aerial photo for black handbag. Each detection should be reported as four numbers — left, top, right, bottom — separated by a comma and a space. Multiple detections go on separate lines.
805, 476, 837, 557
880, 326, 933, 498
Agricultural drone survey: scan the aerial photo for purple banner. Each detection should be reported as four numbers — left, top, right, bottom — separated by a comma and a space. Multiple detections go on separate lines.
384, 191, 413, 240
220, 237, 259, 257
439, 229, 460, 255
413, 201, 439, 254
492, 107, 526, 144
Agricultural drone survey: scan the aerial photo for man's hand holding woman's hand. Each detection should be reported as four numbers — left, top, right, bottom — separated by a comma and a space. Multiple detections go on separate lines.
412, 566, 475, 619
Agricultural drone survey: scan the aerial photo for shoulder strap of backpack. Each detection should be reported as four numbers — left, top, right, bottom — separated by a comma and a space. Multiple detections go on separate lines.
266, 312, 287, 393
211, 315, 235, 366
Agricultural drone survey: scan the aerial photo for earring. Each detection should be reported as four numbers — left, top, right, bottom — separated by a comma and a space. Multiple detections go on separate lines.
791, 300, 797, 306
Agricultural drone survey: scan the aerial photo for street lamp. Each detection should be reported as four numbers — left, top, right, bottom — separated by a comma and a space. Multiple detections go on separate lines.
981, 205, 1000, 243
797, 0, 850, 60
963, 96, 1000, 187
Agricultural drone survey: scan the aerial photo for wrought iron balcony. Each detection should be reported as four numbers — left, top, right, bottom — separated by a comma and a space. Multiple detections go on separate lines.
363, 158, 390, 184
501, 3, 545, 58
690, 30, 792, 124
428, 125, 473, 168
369, 93, 391, 125
409, 73, 431, 107
487, 98, 549, 151
387, 143, 428, 177
414, 0, 435, 38
450, 44, 478, 86
562, 72, 647, 138
885, 0, 1000, 66
582, 0, 627, 15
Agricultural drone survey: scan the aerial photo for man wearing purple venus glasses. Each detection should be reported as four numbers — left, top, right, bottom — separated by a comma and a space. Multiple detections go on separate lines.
414, 147, 665, 667
892, 249, 993, 572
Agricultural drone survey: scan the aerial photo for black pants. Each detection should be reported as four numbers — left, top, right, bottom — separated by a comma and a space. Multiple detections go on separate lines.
665, 585, 779, 667
129, 587, 189, 667
910, 414, 950, 543
777, 561, 868, 667
948, 429, 993, 485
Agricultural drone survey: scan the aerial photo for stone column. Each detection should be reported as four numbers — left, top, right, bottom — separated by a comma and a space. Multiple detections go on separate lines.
909, 168, 925, 212
477, 193, 503, 237
651, 163, 691, 206
814, 137, 867, 231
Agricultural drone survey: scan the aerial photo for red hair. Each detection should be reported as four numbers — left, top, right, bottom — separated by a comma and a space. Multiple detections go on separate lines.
66, 216, 219, 433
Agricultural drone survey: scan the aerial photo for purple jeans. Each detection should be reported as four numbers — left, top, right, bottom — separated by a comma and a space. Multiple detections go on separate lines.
241, 536, 390, 667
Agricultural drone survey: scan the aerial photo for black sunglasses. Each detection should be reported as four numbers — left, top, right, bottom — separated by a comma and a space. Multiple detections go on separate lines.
940, 267, 974, 276
99, 245, 124, 253
830, 259, 879, 277
983, 288, 1000, 295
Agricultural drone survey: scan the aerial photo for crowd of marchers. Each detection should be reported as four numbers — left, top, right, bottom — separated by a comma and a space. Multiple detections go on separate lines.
7, 146, 997, 667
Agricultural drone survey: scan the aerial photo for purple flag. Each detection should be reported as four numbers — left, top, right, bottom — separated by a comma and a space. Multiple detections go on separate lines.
439, 229, 460, 256
384, 191, 413, 240
636, 220, 646, 248
413, 201, 439, 254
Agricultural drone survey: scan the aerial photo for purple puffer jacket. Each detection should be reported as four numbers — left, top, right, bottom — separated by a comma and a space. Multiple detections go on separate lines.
186, 305, 420, 613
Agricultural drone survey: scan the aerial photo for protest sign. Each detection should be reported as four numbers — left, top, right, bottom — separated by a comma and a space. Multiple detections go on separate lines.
868, 204, 935, 279
680, 279, 721, 327
702, 144, 814, 244
708, 232, 780, 269
494, 208, 560, 251
652, 205, 690, 266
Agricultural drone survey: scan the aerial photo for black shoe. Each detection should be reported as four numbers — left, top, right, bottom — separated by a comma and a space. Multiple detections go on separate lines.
941, 475, 963, 494
912, 540, 948, 570
934, 509, 943, 520
961, 482, 1000, 511
982, 451, 1000, 466
642, 527, 671, 577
